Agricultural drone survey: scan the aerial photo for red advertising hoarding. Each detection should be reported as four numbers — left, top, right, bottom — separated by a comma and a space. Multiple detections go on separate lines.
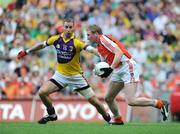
0, 98, 128, 122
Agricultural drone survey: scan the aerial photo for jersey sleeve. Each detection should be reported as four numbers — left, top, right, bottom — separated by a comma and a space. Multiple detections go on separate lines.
46, 35, 60, 45
100, 35, 118, 52
74, 39, 86, 52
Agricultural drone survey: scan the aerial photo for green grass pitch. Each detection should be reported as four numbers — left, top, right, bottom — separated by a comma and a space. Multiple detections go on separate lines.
1, 122, 180, 134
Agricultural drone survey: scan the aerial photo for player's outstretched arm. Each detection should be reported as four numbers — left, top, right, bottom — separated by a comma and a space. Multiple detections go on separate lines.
84, 45, 99, 56
17, 41, 47, 59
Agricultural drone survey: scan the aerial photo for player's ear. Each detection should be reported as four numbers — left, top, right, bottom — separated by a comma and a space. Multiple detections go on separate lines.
95, 32, 99, 36
94, 32, 99, 38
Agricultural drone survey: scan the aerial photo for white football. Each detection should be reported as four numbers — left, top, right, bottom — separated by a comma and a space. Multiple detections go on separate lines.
94, 62, 110, 76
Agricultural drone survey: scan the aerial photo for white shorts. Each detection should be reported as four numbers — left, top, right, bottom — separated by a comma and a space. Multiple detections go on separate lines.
111, 59, 140, 84
51, 71, 95, 99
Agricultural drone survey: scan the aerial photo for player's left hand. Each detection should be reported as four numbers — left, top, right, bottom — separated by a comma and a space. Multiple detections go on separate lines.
100, 67, 113, 78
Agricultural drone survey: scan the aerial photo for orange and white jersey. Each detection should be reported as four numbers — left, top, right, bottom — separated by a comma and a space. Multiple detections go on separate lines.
97, 34, 132, 67
97, 35, 139, 83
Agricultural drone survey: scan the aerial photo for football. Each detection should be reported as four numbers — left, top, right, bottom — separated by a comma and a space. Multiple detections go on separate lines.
94, 62, 110, 76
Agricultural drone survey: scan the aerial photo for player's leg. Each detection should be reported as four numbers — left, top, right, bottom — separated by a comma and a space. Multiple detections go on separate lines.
78, 87, 111, 122
105, 81, 124, 125
68, 74, 111, 122
123, 82, 155, 106
123, 82, 169, 120
38, 79, 64, 124
105, 81, 124, 117
88, 95, 111, 122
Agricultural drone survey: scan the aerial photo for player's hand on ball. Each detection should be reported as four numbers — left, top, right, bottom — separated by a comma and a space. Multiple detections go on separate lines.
94, 62, 112, 78
17, 50, 27, 59
100, 67, 113, 78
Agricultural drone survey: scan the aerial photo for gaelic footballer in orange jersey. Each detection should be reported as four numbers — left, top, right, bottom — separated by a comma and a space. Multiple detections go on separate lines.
87, 24, 169, 125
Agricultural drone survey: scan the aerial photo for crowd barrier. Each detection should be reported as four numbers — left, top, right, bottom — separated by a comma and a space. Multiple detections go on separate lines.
0, 96, 129, 122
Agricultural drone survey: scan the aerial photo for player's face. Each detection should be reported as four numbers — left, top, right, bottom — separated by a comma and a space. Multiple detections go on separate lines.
87, 30, 98, 43
63, 22, 74, 38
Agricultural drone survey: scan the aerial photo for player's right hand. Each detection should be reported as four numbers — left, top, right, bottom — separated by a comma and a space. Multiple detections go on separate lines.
100, 67, 113, 78
17, 50, 27, 59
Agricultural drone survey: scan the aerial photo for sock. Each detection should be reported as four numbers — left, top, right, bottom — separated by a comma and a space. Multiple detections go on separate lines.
155, 99, 163, 109
47, 107, 55, 115
114, 116, 123, 122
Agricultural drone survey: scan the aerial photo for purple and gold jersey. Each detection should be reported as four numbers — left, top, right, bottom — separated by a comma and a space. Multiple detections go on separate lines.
46, 33, 86, 76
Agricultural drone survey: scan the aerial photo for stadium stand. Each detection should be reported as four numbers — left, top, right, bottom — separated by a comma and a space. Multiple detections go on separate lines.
0, 0, 179, 122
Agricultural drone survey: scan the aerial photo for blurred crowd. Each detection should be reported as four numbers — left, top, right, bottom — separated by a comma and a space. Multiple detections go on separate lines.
0, 0, 180, 100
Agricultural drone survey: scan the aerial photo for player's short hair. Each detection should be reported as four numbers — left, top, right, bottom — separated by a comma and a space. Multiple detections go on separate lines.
87, 24, 102, 34
63, 18, 74, 24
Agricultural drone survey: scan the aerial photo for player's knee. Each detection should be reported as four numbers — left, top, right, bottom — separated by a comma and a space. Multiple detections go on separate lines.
127, 102, 135, 106
38, 90, 48, 97
126, 98, 135, 106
